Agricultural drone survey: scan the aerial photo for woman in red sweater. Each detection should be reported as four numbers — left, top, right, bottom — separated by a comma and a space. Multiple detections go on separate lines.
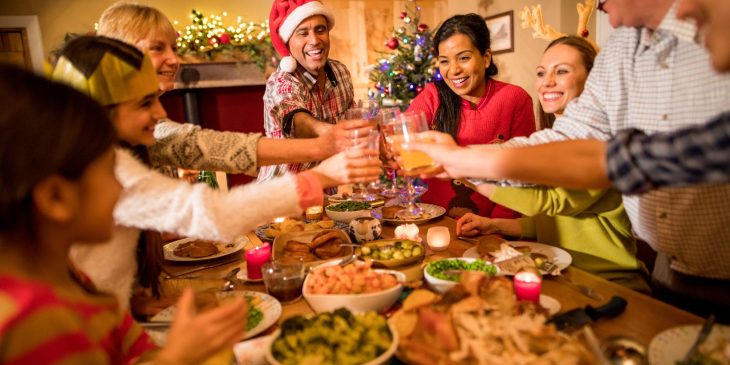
407, 13, 535, 219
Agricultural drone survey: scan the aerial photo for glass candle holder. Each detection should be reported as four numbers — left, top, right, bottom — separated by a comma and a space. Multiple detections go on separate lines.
426, 226, 450, 251
514, 268, 542, 303
245, 243, 271, 280
305, 206, 323, 220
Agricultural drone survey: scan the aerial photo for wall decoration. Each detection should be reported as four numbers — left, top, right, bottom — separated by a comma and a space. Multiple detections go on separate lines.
484, 10, 514, 54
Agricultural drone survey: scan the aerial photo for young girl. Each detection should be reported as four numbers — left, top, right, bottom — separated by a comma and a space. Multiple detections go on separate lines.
53, 36, 381, 310
406, 13, 535, 219
0, 65, 248, 365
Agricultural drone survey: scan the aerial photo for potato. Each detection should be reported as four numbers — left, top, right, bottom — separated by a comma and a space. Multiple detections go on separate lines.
316, 220, 335, 229
401, 289, 437, 312
389, 310, 418, 338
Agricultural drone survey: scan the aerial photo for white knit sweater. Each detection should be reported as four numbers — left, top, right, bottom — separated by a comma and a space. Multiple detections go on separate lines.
69, 149, 302, 307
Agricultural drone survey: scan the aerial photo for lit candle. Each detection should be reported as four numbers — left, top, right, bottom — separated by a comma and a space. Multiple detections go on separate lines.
305, 206, 323, 220
514, 270, 542, 303
273, 216, 287, 224
426, 227, 450, 251
394, 223, 421, 242
245, 243, 271, 280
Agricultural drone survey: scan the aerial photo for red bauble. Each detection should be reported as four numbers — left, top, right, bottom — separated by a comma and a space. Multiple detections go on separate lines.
219, 33, 231, 44
418, 23, 428, 32
580, 29, 590, 38
385, 38, 399, 50
208, 37, 217, 46
400, 11, 407, 19
416, 85, 424, 93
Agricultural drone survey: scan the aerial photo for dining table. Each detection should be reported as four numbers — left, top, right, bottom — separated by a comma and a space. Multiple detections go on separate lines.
159, 215, 702, 356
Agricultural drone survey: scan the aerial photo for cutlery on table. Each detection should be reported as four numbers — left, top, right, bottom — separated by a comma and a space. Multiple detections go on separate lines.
682, 314, 716, 363
163, 258, 240, 279
547, 295, 628, 331
555, 275, 604, 301
456, 236, 479, 244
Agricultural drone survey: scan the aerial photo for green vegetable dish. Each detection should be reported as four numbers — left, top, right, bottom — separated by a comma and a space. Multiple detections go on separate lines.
246, 298, 263, 331
327, 201, 371, 212
271, 309, 392, 365
358, 240, 423, 261
426, 259, 498, 282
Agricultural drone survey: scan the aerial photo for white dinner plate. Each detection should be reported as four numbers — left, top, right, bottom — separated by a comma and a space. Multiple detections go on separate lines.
463, 241, 572, 276
371, 203, 446, 225
145, 291, 282, 346
648, 324, 730, 365
163, 236, 248, 262
540, 295, 561, 315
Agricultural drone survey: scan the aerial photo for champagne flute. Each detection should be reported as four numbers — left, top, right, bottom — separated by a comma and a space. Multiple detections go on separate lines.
377, 107, 401, 198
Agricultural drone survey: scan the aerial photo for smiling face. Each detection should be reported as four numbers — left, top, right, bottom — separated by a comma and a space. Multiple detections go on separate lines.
678, 0, 730, 72
287, 15, 330, 76
135, 31, 180, 93
112, 92, 167, 146
437, 33, 491, 105
535, 44, 589, 117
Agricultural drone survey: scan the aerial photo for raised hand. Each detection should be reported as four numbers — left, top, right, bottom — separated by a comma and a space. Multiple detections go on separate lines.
311, 148, 382, 188
155, 288, 249, 365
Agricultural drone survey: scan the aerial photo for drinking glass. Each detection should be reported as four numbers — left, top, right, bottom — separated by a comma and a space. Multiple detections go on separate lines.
377, 107, 401, 198
382, 111, 440, 219
338, 108, 379, 201
262, 261, 305, 304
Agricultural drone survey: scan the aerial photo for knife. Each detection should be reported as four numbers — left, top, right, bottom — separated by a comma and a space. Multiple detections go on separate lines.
163, 258, 240, 279
682, 314, 716, 363
547, 296, 627, 331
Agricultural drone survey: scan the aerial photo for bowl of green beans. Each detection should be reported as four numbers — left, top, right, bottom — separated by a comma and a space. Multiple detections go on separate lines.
325, 201, 373, 223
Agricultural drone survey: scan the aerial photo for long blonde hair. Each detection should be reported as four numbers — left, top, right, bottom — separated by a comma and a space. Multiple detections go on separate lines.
97, 2, 177, 45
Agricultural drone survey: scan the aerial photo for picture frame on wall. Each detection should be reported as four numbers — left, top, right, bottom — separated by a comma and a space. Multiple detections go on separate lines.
484, 11, 514, 54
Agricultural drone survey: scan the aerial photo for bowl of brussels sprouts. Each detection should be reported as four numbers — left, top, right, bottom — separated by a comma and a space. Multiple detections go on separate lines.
355, 239, 425, 268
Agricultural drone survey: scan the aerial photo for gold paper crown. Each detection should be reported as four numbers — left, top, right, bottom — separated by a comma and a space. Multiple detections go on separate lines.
519, 0, 597, 50
52, 45, 158, 106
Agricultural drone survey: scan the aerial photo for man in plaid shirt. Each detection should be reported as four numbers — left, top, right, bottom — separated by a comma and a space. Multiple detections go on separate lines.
259, 0, 369, 182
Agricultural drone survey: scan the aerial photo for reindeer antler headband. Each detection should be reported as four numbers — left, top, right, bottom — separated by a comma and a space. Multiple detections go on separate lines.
519, 0, 598, 50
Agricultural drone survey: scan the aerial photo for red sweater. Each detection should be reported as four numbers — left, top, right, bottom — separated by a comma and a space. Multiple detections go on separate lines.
407, 80, 536, 218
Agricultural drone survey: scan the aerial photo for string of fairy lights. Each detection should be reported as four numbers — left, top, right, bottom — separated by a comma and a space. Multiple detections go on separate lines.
174, 10, 270, 54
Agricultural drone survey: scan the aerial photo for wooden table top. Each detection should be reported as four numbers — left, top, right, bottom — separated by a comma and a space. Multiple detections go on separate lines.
160, 216, 701, 348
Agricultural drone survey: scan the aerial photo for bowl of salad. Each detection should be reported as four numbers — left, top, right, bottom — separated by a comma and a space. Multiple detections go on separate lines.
424, 258, 498, 294
325, 201, 373, 223
266, 309, 398, 365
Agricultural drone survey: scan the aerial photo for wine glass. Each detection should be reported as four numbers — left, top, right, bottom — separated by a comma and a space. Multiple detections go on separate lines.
377, 107, 401, 198
382, 111, 440, 219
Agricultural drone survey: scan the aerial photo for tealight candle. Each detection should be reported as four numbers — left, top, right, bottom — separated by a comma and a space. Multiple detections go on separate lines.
394, 223, 421, 242
273, 217, 287, 223
305, 206, 323, 220
245, 243, 271, 280
426, 227, 450, 251
514, 270, 542, 303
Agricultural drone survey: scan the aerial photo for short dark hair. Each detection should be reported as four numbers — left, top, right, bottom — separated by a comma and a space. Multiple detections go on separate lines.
0, 65, 116, 235
431, 13, 498, 138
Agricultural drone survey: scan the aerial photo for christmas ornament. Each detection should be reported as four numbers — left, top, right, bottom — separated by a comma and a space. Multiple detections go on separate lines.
386, 38, 399, 50
418, 23, 428, 32
219, 33, 230, 44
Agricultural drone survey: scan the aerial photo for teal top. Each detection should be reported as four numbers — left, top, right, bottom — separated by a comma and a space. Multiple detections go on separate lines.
491, 187, 649, 292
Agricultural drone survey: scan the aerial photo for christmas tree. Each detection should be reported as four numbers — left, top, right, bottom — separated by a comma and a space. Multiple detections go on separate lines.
368, 2, 440, 109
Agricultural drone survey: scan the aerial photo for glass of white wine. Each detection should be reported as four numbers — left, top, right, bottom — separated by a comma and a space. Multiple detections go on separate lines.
377, 107, 401, 198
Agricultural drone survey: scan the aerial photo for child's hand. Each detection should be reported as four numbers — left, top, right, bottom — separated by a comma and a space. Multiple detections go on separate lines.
155, 289, 248, 365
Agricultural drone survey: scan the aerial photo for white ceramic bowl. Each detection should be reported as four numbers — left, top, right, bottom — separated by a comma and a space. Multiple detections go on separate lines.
266, 322, 399, 365
303, 260, 405, 314
424, 257, 499, 294
325, 204, 372, 223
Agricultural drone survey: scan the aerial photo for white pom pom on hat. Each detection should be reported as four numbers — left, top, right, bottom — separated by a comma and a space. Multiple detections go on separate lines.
269, 0, 335, 73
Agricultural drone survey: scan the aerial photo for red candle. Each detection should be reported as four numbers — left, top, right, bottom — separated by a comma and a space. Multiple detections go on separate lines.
514, 270, 542, 303
245, 243, 271, 280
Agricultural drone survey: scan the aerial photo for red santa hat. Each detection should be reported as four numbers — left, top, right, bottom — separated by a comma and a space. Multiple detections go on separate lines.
269, 0, 335, 73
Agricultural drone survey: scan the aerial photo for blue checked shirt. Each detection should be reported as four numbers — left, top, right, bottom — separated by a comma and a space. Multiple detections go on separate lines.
502, 3, 730, 279
607, 112, 730, 195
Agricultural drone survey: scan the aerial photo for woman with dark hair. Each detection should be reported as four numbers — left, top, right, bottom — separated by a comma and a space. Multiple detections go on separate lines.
536, 36, 597, 129
407, 13, 535, 219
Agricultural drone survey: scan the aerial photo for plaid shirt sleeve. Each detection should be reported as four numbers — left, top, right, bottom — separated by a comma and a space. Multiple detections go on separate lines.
606, 112, 730, 195
265, 72, 312, 137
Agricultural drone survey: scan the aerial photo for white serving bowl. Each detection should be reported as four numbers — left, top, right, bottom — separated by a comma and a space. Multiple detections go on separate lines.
303, 260, 405, 314
424, 257, 499, 294
266, 322, 399, 365
325, 204, 372, 223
